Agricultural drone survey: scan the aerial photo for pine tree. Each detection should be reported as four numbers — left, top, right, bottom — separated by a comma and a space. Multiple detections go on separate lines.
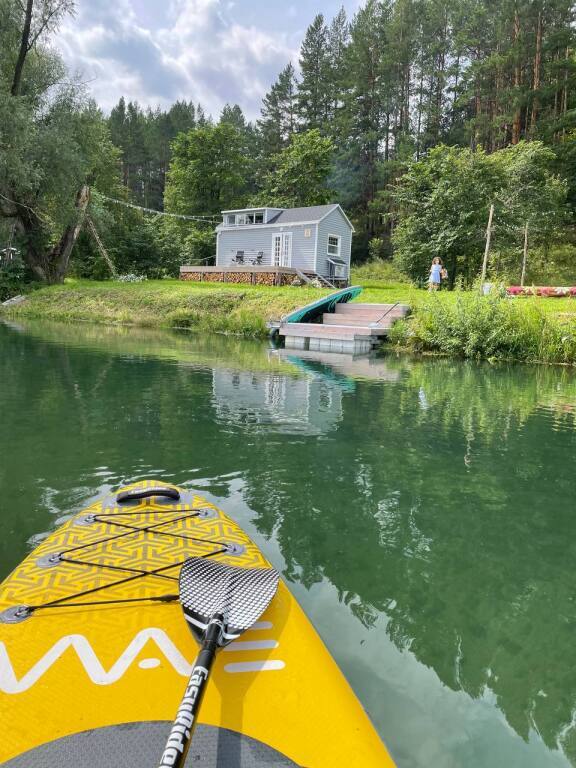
297, 15, 330, 130
338, 1, 391, 212
220, 103, 247, 131
196, 104, 209, 127
109, 97, 128, 185
168, 101, 196, 135
124, 101, 148, 203
257, 63, 298, 160
326, 7, 350, 129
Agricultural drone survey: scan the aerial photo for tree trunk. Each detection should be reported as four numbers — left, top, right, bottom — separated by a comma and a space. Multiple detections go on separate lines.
11, 0, 34, 96
416, 70, 424, 159
452, 55, 460, 129
554, 49, 559, 128
561, 46, 569, 136
529, 10, 542, 136
46, 185, 91, 282
512, 7, 522, 145
16, 185, 91, 283
403, 63, 410, 132
14, 205, 50, 281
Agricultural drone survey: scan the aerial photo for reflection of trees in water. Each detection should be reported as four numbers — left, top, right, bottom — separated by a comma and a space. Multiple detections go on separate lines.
242, 360, 576, 756
3, 323, 576, 757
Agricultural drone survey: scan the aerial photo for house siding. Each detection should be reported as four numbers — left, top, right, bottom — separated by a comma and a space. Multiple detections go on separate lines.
216, 224, 318, 271
316, 208, 352, 278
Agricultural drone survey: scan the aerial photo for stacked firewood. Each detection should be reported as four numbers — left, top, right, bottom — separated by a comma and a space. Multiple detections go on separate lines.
224, 272, 252, 284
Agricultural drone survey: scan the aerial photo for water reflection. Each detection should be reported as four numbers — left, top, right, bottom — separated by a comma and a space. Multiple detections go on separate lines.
212, 368, 347, 435
2, 320, 576, 767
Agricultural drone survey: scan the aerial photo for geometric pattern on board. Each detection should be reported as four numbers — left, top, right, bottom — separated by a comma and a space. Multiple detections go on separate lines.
0, 481, 269, 615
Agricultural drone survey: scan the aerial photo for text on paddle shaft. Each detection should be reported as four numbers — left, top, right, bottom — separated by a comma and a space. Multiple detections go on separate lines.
158, 666, 208, 768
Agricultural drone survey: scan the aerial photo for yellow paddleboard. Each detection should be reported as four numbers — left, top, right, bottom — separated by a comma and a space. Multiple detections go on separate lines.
0, 481, 395, 767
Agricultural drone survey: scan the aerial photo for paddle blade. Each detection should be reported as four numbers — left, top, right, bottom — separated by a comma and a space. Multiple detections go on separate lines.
179, 557, 279, 646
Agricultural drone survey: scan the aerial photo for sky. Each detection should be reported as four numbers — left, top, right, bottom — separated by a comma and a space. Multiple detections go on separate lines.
55, 0, 360, 121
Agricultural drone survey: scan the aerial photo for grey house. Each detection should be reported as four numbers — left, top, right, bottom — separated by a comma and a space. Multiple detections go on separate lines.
215, 204, 354, 282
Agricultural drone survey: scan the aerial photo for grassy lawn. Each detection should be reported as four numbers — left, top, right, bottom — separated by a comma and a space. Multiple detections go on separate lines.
354, 281, 576, 318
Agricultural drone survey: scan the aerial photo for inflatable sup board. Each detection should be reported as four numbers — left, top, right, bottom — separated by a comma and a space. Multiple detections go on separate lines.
0, 481, 395, 767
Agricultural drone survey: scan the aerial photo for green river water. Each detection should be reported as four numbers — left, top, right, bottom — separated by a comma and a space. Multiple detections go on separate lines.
1, 318, 576, 768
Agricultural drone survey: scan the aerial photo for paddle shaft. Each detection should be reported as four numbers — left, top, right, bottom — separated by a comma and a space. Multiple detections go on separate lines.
158, 617, 223, 768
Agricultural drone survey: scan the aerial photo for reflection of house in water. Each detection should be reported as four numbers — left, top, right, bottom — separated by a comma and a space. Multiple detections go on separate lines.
211, 369, 346, 435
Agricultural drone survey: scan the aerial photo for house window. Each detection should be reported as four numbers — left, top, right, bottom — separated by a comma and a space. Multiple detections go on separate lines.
327, 235, 341, 257
225, 211, 265, 226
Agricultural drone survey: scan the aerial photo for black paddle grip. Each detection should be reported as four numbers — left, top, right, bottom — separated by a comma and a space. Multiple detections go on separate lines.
116, 486, 180, 504
157, 620, 222, 768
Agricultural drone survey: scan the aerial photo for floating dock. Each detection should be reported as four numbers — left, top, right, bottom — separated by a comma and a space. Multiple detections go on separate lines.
278, 298, 410, 354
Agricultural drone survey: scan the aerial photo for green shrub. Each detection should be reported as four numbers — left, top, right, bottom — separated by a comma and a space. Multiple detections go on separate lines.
368, 237, 386, 261
391, 291, 576, 364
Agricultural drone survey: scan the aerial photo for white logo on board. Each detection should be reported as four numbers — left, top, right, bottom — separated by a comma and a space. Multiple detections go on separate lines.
0, 626, 283, 694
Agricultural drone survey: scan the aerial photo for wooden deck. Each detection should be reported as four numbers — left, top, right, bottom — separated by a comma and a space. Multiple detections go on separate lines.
279, 301, 410, 354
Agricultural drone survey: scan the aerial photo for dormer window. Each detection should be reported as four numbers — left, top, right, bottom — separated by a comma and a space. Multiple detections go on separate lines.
222, 209, 267, 226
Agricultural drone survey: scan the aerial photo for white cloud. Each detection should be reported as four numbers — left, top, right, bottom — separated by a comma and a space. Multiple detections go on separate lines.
54, 0, 353, 120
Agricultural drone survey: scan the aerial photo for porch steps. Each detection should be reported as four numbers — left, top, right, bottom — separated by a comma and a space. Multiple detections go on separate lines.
279, 302, 410, 354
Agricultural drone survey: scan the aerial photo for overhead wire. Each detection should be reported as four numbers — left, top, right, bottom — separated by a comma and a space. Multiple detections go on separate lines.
99, 195, 219, 224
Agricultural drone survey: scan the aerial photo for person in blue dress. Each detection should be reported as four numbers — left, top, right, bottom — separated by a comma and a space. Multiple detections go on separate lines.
429, 257, 443, 291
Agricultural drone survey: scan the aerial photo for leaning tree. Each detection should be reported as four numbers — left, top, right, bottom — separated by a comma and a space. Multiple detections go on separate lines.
0, 0, 117, 282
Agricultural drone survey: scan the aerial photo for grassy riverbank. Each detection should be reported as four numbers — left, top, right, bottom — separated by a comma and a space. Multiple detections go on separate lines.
0, 280, 330, 336
0, 278, 417, 334
2, 278, 576, 363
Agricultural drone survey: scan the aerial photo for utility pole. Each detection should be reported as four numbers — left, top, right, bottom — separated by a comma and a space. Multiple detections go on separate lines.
520, 221, 528, 287
480, 203, 494, 290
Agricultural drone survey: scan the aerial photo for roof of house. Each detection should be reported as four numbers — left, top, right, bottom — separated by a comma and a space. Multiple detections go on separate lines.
216, 203, 354, 232
267, 204, 339, 224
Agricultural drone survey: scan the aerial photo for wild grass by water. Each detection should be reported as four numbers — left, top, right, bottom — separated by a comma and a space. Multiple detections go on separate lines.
388, 291, 576, 365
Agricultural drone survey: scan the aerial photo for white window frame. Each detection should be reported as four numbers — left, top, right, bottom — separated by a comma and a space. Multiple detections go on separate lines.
272, 232, 292, 267
327, 234, 341, 258
223, 211, 266, 226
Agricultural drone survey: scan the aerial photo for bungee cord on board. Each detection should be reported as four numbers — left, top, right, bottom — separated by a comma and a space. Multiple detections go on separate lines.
13, 506, 230, 618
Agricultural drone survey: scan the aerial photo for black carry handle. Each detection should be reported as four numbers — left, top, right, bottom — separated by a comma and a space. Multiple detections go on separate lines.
116, 486, 180, 504
157, 618, 222, 768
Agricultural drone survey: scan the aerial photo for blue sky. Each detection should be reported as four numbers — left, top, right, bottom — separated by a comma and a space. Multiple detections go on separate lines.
56, 0, 360, 120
